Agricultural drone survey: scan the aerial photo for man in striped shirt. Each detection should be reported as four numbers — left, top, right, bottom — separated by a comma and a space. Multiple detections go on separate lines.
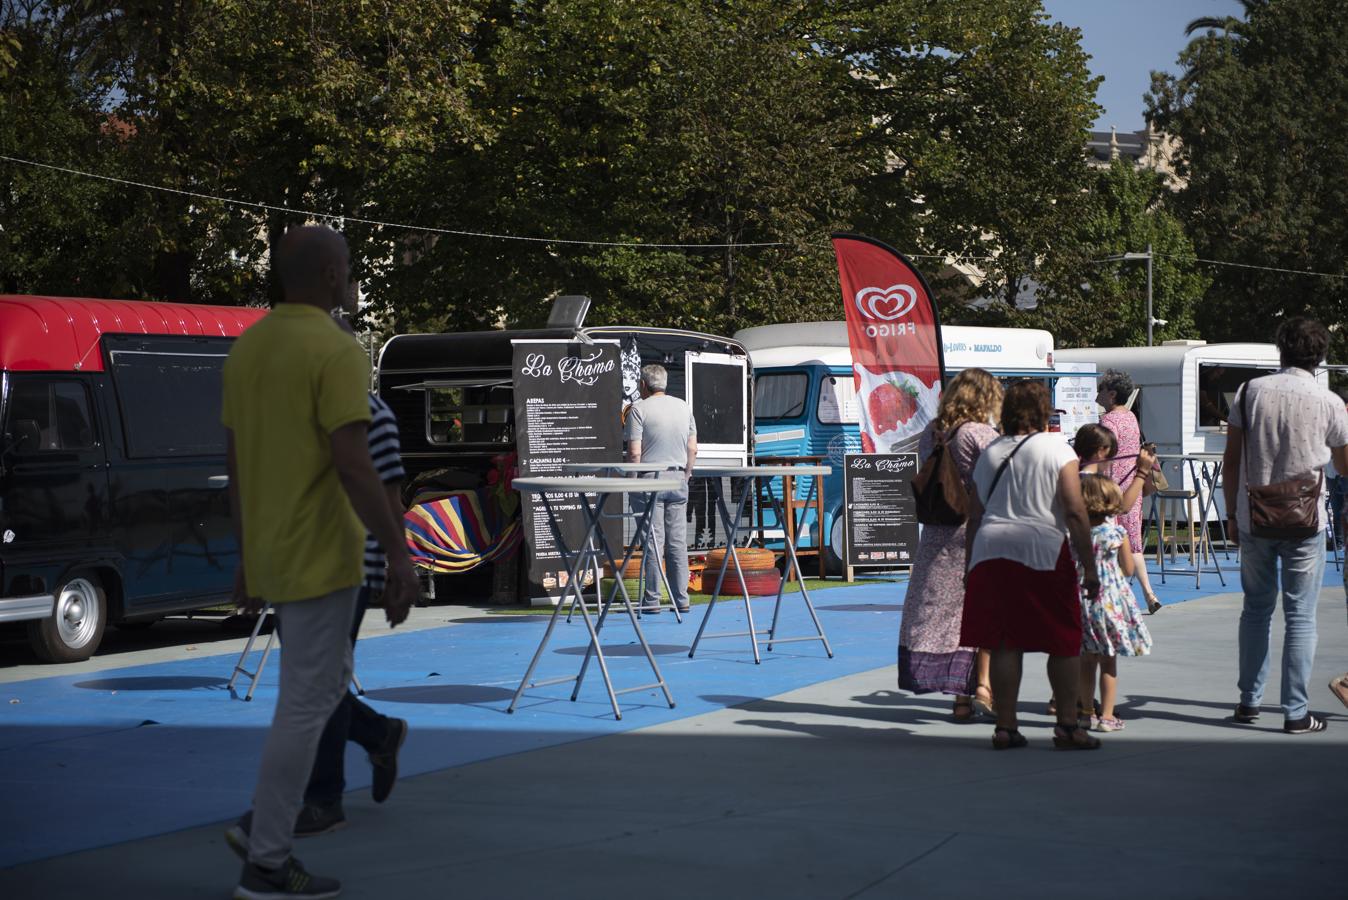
298, 390, 410, 828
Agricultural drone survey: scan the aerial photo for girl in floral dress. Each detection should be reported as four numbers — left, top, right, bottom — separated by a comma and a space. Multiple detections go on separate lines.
1078, 475, 1152, 732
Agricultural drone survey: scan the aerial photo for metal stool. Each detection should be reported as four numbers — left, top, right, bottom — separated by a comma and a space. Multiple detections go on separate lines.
226, 604, 365, 701
1154, 488, 1200, 567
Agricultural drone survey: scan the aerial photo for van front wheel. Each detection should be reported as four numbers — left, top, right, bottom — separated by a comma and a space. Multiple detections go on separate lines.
27, 574, 107, 663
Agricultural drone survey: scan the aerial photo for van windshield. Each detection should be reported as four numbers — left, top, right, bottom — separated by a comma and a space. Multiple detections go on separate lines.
753, 372, 807, 421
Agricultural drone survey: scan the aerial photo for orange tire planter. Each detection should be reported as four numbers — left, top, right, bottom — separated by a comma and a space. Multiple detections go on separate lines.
703, 546, 777, 574
694, 566, 782, 597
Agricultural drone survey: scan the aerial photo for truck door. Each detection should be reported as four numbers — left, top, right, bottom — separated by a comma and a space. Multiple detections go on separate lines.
0, 374, 111, 590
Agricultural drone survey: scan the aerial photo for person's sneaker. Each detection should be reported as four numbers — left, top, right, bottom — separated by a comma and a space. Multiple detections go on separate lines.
1233, 704, 1261, 723
640, 603, 662, 615
225, 804, 344, 862
293, 802, 346, 838
234, 856, 340, 899
369, 717, 408, 804
1283, 712, 1328, 734
674, 602, 691, 614
1095, 716, 1126, 733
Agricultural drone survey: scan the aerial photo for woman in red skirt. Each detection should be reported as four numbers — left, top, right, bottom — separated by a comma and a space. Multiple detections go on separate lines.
960, 380, 1102, 750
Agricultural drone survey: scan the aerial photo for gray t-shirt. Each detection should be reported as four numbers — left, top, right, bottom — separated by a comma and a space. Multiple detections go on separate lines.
1228, 367, 1348, 532
625, 393, 696, 467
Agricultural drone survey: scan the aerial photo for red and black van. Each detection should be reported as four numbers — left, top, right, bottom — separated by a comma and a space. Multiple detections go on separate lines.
0, 295, 265, 661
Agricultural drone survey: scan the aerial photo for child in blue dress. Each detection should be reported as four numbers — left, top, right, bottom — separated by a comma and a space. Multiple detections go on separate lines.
1078, 475, 1153, 732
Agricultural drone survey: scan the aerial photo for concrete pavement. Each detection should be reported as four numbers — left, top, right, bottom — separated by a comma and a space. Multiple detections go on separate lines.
2, 574, 1346, 898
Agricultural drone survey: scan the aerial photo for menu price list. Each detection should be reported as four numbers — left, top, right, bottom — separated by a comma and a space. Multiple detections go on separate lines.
843, 452, 920, 567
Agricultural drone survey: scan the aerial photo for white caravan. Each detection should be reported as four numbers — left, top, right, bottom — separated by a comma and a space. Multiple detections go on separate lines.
1054, 340, 1324, 458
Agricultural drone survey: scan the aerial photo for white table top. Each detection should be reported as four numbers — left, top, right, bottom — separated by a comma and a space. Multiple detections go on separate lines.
692, 464, 831, 478
1156, 453, 1224, 462
559, 462, 673, 474
513, 476, 682, 494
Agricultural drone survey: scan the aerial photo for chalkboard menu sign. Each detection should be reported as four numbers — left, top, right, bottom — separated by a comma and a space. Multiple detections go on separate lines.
512, 340, 623, 602
843, 453, 920, 567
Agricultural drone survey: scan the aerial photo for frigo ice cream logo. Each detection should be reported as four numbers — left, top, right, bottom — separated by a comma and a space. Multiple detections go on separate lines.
855, 284, 918, 337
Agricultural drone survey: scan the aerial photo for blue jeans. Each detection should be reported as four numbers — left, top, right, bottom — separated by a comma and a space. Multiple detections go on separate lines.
1238, 530, 1325, 720
635, 473, 690, 608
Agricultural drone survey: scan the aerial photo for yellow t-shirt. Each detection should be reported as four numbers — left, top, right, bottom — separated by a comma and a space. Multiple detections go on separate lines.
222, 303, 371, 602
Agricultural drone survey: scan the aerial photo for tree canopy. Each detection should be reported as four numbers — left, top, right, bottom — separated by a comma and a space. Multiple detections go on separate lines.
2, 1, 1105, 338
1149, 0, 1348, 353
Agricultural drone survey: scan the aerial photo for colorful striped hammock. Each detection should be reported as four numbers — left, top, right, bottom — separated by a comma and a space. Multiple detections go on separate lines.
404, 489, 522, 574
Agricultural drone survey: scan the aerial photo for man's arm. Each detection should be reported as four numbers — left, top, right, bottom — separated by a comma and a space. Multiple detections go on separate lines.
627, 439, 643, 463
684, 435, 698, 478
330, 423, 416, 625
1223, 425, 1243, 546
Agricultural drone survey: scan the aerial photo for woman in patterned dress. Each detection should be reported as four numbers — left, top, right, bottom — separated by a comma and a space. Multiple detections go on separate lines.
898, 368, 1003, 721
1096, 369, 1160, 613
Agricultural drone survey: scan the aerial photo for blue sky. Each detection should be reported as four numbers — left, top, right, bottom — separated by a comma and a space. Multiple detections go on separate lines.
1041, 0, 1244, 132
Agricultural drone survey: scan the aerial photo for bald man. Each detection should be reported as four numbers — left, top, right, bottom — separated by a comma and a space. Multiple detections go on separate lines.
222, 225, 418, 899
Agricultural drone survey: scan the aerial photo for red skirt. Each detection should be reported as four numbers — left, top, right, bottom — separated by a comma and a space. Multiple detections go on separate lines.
959, 542, 1082, 657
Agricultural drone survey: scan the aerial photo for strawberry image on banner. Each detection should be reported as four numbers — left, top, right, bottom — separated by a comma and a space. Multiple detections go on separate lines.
831, 233, 946, 453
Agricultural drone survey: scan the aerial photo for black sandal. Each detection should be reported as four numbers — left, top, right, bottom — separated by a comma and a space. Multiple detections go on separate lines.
953, 699, 976, 722
1052, 723, 1102, 750
992, 728, 1028, 750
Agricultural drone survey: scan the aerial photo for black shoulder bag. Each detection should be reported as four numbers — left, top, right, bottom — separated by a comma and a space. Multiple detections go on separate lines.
984, 433, 1037, 506
912, 424, 969, 526
1239, 383, 1322, 539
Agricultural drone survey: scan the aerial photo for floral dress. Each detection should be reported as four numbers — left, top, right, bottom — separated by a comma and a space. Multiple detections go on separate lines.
1082, 518, 1153, 657
898, 420, 998, 694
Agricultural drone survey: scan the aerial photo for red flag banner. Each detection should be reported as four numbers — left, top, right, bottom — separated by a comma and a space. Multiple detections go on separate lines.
832, 233, 946, 454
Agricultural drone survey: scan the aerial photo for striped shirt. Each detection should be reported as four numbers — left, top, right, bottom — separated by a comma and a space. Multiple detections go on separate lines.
364, 394, 406, 588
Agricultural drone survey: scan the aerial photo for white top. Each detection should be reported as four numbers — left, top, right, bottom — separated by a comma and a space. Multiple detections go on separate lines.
513, 476, 682, 494
969, 433, 1079, 572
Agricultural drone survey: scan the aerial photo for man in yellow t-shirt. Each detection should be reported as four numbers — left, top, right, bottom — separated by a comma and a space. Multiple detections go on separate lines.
222, 225, 417, 900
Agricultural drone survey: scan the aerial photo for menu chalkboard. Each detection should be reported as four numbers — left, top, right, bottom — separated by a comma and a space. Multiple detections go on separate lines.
843, 453, 920, 567
512, 340, 623, 602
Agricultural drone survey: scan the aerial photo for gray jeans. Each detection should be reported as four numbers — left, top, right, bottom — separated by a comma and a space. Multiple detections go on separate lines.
636, 474, 690, 607
249, 586, 358, 867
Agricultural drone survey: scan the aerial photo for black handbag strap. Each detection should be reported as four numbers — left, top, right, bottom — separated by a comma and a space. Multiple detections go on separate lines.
986, 433, 1038, 503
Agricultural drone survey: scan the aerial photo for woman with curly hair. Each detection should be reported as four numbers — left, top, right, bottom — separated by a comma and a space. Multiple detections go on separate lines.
898, 368, 1002, 720
1096, 369, 1160, 612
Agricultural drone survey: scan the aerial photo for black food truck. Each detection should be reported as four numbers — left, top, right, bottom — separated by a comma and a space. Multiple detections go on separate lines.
0, 295, 266, 662
377, 299, 753, 604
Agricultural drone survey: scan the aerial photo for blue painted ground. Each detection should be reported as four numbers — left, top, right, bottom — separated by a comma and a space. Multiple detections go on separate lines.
0, 559, 1333, 867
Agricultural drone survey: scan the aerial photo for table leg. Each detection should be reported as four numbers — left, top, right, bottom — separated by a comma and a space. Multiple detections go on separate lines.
508, 493, 622, 719
572, 491, 675, 710
764, 479, 833, 658
689, 478, 761, 663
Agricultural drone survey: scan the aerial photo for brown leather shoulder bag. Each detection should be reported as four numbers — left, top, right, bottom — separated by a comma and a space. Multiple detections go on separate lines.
1240, 383, 1322, 540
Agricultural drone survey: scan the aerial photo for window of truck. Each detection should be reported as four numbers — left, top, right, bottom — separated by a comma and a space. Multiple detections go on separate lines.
817, 374, 860, 425
425, 385, 512, 446
753, 372, 808, 420
109, 349, 229, 457
1197, 363, 1278, 429
3, 377, 96, 453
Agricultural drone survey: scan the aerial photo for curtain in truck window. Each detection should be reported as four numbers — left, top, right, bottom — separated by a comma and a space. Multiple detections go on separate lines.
753, 373, 808, 421
109, 351, 229, 457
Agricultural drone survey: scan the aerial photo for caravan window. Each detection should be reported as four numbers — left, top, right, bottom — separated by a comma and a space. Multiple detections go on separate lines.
1197, 364, 1276, 428
817, 375, 860, 425
426, 386, 512, 445
753, 373, 808, 420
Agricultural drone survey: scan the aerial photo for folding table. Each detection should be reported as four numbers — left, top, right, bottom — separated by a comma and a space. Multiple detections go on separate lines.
559, 462, 685, 620
507, 475, 680, 719
687, 465, 834, 664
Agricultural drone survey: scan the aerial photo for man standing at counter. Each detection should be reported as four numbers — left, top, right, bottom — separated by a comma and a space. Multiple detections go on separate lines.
626, 364, 698, 614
